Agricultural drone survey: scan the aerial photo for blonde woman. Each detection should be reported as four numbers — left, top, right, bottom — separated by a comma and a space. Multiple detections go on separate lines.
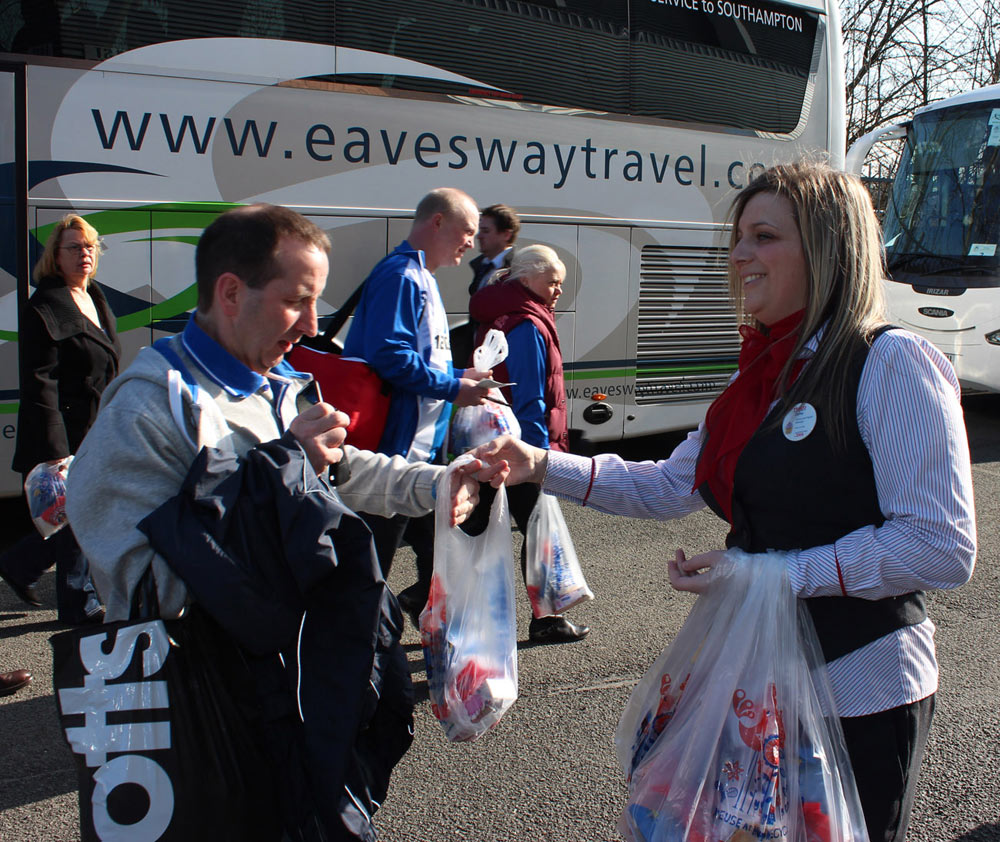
1, 214, 119, 623
475, 162, 976, 839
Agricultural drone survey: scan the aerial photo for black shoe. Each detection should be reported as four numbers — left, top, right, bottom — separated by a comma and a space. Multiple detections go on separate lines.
85, 606, 106, 624
0, 566, 42, 608
529, 615, 590, 645
59, 606, 105, 625
396, 584, 429, 630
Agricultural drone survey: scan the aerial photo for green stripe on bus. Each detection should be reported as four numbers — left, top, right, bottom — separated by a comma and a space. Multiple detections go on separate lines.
0, 403, 17, 414
116, 283, 199, 333
144, 236, 202, 245
33, 203, 242, 243
564, 368, 635, 381
564, 363, 735, 381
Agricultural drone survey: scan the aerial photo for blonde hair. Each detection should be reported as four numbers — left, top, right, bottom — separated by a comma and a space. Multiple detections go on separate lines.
507, 244, 565, 284
727, 161, 888, 439
33, 214, 101, 284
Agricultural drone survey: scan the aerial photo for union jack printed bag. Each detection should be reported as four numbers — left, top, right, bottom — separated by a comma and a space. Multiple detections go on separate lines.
615, 549, 869, 842
420, 455, 518, 742
524, 491, 593, 617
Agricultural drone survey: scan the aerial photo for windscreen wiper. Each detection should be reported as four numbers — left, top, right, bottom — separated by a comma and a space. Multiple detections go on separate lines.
917, 264, 996, 277
886, 253, 931, 272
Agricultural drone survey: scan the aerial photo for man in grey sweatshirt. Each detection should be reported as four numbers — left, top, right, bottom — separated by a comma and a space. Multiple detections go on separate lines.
66, 203, 499, 622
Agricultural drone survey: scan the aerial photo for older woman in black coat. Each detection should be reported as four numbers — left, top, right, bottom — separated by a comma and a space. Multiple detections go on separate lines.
0, 214, 120, 623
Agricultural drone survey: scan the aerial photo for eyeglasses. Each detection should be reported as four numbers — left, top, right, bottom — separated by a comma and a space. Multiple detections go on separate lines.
60, 242, 101, 255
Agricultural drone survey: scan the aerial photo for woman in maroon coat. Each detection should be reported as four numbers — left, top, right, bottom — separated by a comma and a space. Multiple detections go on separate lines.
468, 245, 588, 644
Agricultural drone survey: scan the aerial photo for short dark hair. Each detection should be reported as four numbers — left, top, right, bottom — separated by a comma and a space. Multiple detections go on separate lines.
481, 204, 520, 243
195, 204, 331, 312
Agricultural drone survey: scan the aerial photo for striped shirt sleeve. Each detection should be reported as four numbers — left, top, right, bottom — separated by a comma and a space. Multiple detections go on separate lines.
546, 329, 975, 596
544, 426, 707, 519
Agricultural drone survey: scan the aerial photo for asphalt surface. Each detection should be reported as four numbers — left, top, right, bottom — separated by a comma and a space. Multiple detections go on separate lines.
1, 396, 999, 842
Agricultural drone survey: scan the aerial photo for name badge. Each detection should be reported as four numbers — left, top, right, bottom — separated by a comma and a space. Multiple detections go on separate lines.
782, 402, 817, 442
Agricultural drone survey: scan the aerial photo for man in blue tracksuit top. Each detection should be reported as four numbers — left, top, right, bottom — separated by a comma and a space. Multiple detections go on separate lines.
343, 187, 492, 579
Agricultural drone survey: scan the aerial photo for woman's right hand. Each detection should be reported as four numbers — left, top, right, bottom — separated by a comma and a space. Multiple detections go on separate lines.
668, 548, 726, 594
471, 435, 548, 487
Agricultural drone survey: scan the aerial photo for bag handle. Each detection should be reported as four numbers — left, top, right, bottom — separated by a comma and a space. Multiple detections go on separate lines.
153, 337, 234, 453
320, 280, 366, 341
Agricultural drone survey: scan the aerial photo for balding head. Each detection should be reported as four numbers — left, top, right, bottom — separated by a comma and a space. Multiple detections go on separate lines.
408, 188, 480, 272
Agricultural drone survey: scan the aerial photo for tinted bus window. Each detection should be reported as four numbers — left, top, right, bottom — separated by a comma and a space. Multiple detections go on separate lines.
631, 0, 818, 132
4, 0, 819, 133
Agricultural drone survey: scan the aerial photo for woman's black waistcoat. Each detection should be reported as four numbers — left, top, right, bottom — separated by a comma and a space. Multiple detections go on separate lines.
698, 331, 926, 663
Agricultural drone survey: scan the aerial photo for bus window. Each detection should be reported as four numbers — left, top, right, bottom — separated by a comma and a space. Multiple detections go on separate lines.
16, 0, 823, 134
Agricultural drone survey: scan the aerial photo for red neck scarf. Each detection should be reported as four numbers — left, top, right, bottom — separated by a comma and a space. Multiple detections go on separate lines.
693, 310, 806, 523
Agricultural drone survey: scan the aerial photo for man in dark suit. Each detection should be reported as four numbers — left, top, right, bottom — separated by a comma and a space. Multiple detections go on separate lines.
469, 204, 520, 295
451, 204, 521, 368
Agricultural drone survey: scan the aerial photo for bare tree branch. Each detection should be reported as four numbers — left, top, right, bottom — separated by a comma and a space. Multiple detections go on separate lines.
842, 0, 997, 150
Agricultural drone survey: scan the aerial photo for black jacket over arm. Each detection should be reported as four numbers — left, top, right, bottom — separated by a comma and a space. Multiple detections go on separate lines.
13, 275, 120, 473
139, 436, 414, 842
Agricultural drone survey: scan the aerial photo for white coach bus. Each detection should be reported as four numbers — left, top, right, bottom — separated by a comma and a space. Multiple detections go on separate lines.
847, 85, 1000, 394
0, 0, 845, 495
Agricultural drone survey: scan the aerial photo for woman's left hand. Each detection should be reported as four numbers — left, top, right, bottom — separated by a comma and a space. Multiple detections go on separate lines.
448, 458, 509, 527
668, 548, 727, 594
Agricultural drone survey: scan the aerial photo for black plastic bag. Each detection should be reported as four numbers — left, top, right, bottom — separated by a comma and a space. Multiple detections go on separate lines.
51, 607, 282, 842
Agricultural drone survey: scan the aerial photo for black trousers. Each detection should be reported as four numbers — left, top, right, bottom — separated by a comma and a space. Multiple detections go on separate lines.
457, 481, 542, 604
840, 694, 935, 842
402, 511, 435, 592
0, 524, 100, 622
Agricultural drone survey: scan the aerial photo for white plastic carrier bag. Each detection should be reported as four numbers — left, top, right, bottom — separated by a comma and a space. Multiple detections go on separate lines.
615, 549, 869, 842
524, 492, 594, 617
451, 329, 521, 454
24, 456, 73, 539
419, 455, 519, 742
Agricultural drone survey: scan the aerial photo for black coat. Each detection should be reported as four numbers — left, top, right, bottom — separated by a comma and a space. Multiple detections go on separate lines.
12, 274, 120, 472
138, 436, 414, 842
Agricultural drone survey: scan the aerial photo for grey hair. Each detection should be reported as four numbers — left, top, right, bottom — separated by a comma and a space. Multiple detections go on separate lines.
507, 244, 565, 282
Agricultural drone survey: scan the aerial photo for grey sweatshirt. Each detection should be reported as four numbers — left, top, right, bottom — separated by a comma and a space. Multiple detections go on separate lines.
67, 337, 442, 621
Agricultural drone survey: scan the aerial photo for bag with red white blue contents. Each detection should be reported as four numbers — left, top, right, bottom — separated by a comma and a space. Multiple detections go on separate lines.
450, 329, 521, 455
524, 492, 593, 617
24, 457, 73, 539
615, 549, 870, 842
419, 455, 518, 742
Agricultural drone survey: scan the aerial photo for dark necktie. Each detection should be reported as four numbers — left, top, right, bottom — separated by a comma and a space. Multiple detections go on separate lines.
475, 259, 493, 289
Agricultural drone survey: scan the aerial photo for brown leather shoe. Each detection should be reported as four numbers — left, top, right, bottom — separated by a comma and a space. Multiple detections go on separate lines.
0, 669, 32, 697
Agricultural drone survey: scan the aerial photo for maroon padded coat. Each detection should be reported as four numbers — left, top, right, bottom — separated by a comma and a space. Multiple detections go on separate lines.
469, 279, 568, 452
